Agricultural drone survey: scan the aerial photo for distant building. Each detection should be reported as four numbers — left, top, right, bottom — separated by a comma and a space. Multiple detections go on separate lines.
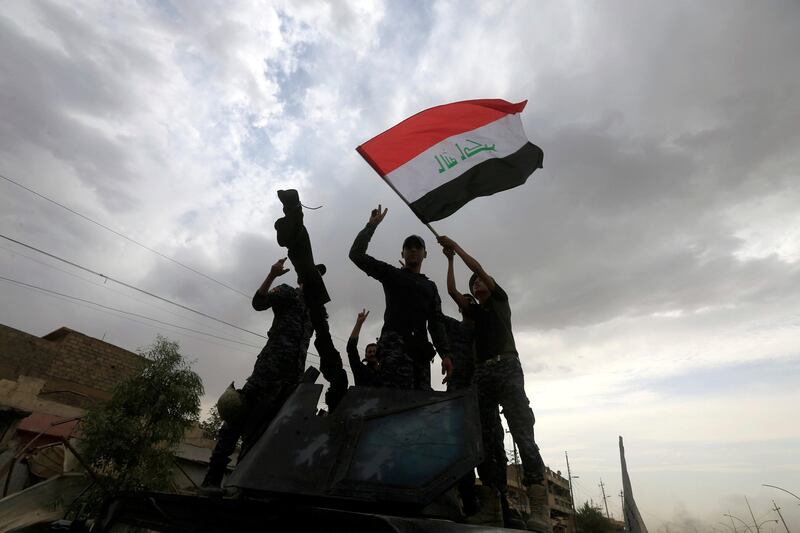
503, 463, 576, 532
0, 324, 147, 408
0, 323, 215, 498
545, 467, 577, 532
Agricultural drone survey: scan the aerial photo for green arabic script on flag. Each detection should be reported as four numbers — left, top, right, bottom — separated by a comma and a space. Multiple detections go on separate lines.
435, 140, 497, 173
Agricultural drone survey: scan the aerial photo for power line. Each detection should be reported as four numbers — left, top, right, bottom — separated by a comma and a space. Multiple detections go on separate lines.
0, 276, 257, 356
0, 171, 250, 297
0, 250, 353, 379
0, 233, 267, 339
0, 172, 352, 345
599, 478, 611, 518
0, 275, 262, 349
0, 242, 248, 341
0, 274, 347, 377
0, 236, 357, 379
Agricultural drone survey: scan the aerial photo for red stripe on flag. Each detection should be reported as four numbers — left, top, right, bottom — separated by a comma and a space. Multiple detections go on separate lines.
356, 99, 527, 176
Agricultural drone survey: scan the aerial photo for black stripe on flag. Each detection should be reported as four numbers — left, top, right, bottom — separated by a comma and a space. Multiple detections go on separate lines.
409, 142, 544, 223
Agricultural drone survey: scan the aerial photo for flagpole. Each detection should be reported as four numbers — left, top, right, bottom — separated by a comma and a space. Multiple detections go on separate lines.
379, 175, 441, 239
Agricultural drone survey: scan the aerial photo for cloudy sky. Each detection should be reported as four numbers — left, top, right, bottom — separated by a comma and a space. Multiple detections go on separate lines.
1, 0, 799, 529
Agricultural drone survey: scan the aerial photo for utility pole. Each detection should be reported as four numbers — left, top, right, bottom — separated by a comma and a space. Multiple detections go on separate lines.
599, 478, 610, 519
565, 451, 578, 532
619, 490, 624, 518
772, 500, 790, 533
565, 451, 577, 509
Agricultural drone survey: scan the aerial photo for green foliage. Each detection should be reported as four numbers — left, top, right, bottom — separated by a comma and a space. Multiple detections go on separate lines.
75, 336, 203, 515
199, 406, 223, 440
576, 501, 615, 533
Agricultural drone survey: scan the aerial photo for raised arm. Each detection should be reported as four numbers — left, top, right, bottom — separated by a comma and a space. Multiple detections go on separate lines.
443, 246, 472, 310
437, 236, 495, 293
349, 205, 396, 281
252, 258, 290, 311
347, 309, 370, 386
349, 308, 369, 340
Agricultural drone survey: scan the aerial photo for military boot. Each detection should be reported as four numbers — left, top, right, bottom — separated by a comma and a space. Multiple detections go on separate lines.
525, 483, 551, 532
274, 190, 331, 307
500, 492, 528, 530
464, 485, 503, 527
274, 189, 302, 247
277, 188, 300, 210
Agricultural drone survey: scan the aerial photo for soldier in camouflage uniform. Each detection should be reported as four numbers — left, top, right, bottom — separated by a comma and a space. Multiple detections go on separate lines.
440, 258, 508, 519
349, 204, 453, 390
202, 258, 313, 488
439, 236, 548, 531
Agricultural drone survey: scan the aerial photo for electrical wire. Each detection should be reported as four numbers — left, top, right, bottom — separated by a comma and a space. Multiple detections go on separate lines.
0, 274, 349, 377
0, 267, 354, 379
0, 276, 257, 356
0, 233, 267, 339
0, 243, 248, 341
0, 171, 250, 297
0, 275, 262, 349
0, 172, 354, 344
1, 234, 358, 378
0, 172, 358, 345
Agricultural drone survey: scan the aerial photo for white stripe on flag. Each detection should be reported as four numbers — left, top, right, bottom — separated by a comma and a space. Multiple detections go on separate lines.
385, 113, 530, 203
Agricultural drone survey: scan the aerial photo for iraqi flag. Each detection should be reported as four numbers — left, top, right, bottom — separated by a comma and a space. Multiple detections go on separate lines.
356, 99, 543, 223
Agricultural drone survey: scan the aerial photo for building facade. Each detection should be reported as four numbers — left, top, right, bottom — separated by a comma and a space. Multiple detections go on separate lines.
505, 463, 577, 533
0, 323, 215, 499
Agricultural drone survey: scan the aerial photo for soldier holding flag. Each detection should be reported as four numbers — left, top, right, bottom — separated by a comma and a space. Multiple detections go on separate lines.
355, 98, 546, 527
439, 235, 549, 532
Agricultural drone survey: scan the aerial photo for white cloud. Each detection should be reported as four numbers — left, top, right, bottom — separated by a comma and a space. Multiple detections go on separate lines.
2, 1, 800, 529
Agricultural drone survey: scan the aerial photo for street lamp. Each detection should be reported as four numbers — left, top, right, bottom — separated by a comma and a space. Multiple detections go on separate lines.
762, 484, 800, 504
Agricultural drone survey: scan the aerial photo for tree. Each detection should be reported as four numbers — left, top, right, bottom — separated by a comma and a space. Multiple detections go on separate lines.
199, 406, 224, 440
75, 336, 203, 514
576, 501, 615, 533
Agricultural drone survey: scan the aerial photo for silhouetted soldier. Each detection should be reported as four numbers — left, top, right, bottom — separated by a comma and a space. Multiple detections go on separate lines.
349, 205, 453, 389
439, 235, 548, 532
441, 285, 477, 392
274, 189, 348, 409
347, 309, 381, 387
202, 258, 314, 488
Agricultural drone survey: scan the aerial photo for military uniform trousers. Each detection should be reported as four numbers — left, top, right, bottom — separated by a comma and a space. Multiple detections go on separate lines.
207, 347, 302, 477
474, 354, 545, 488
376, 330, 432, 390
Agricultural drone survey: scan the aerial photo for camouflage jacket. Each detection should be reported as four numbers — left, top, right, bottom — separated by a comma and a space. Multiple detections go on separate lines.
252, 284, 313, 380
